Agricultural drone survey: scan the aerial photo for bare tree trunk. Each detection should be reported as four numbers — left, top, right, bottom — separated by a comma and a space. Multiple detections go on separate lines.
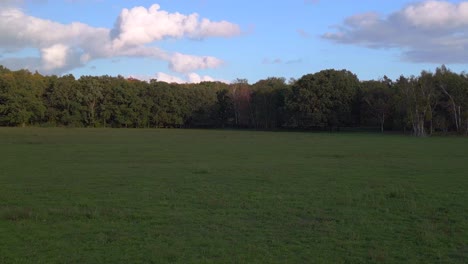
412, 107, 426, 137
430, 119, 433, 135
419, 120, 426, 137
440, 85, 460, 132
414, 107, 420, 136
458, 106, 462, 133
465, 118, 468, 135
454, 104, 459, 132
380, 113, 385, 133
466, 118, 468, 135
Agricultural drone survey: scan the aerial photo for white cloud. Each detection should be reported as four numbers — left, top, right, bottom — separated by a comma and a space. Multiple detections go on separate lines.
187, 72, 216, 83
0, 6, 109, 73
169, 53, 223, 73
111, 4, 241, 49
323, 0, 468, 63
402, 1, 468, 28
132, 72, 228, 84
198, 18, 241, 38
154, 72, 186, 83
0, 8, 108, 51
0, 4, 240, 75
41, 44, 71, 70
80, 53, 92, 64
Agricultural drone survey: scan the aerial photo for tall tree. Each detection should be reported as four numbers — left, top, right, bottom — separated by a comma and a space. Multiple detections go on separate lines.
418, 71, 439, 135
77, 76, 103, 127
286, 69, 359, 129
214, 89, 234, 128
435, 66, 468, 134
184, 82, 225, 128
0, 70, 46, 127
44, 74, 82, 126
361, 79, 394, 132
147, 81, 190, 128
230, 79, 253, 127
395, 75, 436, 137
252, 77, 289, 129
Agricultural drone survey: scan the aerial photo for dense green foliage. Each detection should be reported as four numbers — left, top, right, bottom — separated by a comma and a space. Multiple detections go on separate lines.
1, 128, 467, 263
1, 65, 468, 135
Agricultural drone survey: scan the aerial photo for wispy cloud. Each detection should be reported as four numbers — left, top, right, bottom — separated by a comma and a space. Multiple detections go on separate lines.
262, 57, 302, 65
285, 59, 303, 64
297, 29, 311, 38
262, 58, 283, 65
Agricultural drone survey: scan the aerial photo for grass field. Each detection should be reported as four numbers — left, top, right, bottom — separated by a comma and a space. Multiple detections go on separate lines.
0, 128, 467, 263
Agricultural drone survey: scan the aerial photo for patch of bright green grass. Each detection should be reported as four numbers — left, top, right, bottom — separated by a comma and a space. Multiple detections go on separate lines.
0, 128, 467, 263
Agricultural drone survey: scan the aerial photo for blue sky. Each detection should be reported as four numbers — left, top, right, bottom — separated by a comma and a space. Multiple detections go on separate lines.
1, 0, 467, 83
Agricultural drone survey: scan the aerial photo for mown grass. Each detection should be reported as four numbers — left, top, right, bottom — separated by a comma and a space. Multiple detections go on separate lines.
0, 128, 467, 263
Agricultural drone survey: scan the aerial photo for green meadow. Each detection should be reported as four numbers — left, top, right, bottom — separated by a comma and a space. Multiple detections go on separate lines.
0, 128, 467, 263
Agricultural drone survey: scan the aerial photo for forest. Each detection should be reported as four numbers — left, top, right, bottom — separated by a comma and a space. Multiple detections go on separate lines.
0, 65, 467, 136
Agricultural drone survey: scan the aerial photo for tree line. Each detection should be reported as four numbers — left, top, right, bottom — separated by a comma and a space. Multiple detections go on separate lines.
0, 65, 467, 136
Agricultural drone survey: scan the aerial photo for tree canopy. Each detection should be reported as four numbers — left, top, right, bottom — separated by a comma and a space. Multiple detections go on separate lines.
1, 65, 467, 135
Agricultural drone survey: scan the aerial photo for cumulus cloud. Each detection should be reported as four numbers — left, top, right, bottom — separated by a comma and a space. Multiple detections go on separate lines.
0, 8, 107, 52
131, 72, 228, 84
0, 4, 240, 74
111, 4, 241, 48
41, 44, 71, 70
154, 72, 186, 83
186, 72, 218, 83
0, 7, 111, 73
168, 53, 223, 73
322, 0, 468, 63
403, 1, 468, 28
0, 0, 37, 6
